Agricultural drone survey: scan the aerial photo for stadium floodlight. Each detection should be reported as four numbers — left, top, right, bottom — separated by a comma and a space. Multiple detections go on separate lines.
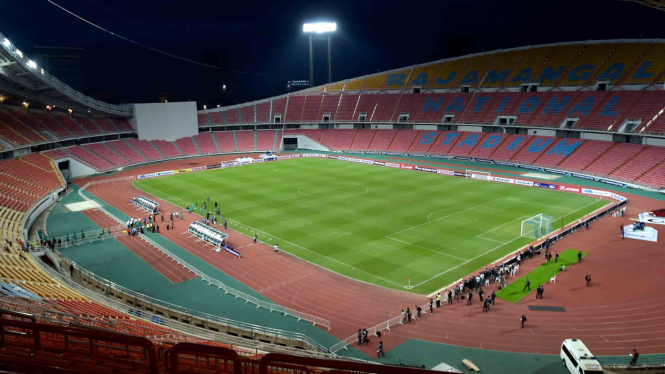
303, 22, 336, 34
2, 38, 10, 47
27, 60, 36, 69
303, 22, 336, 86
203, 105, 207, 110
15, 49, 23, 58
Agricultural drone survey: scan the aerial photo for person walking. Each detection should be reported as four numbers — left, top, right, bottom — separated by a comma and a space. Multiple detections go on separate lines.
482, 298, 489, 312
523, 278, 531, 291
406, 307, 412, 323
357, 329, 362, 346
479, 289, 484, 302
377, 341, 385, 358
630, 349, 639, 366
520, 314, 527, 329
436, 293, 441, 308
429, 298, 434, 313
467, 291, 473, 305
416, 305, 422, 319
585, 274, 591, 287
447, 289, 453, 304
224, 220, 228, 230
254, 234, 258, 243
69, 263, 75, 277
491, 290, 496, 305
578, 251, 583, 263
621, 224, 625, 239
401, 310, 406, 324
274, 244, 279, 253
363, 328, 369, 345
555, 251, 559, 263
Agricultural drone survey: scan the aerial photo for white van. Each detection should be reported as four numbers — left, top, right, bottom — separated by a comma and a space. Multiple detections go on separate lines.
561, 339, 604, 374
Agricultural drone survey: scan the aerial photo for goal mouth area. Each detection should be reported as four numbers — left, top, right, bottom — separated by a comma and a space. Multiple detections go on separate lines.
521, 213, 555, 240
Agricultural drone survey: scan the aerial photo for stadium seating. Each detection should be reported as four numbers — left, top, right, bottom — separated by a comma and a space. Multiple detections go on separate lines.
490, 134, 533, 161
42, 149, 68, 160
638, 160, 665, 187
95, 118, 118, 133
55, 116, 87, 136
504, 46, 554, 88
152, 140, 181, 158
319, 129, 357, 150
368, 129, 397, 151
353, 95, 380, 122
256, 102, 271, 123
68, 146, 115, 171
392, 94, 425, 122
5, 110, 52, 141
225, 109, 240, 124
235, 131, 255, 151
240, 105, 254, 123
85, 143, 131, 167
622, 43, 665, 85
533, 138, 585, 167
214, 132, 236, 153
457, 53, 495, 88
33, 113, 72, 138
371, 95, 401, 122
450, 132, 488, 157
350, 129, 376, 151
299, 129, 323, 142
127, 139, 165, 161
629, 91, 665, 133
318, 94, 341, 121
272, 98, 287, 122
75, 117, 103, 134
193, 132, 218, 154
106, 140, 147, 163
175, 137, 201, 156
469, 133, 507, 159
480, 92, 521, 124
458, 95, 495, 123
429, 131, 462, 155
512, 136, 557, 164
256, 130, 275, 150
584, 143, 646, 176
285, 96, 305, 122
301, 94, 323, 122
0, 110, 45, 145
408, 131, 439, 154
387, 129, 419, 152
197, 113, 210, 125
557, 140, 615, 171
209, 111, 225, 125
112, 118, 134, 131
611, 146, 665, 181
334, 94, 359, 121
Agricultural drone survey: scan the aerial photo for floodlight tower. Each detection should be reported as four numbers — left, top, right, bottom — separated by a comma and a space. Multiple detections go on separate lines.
303, 22, 336, 87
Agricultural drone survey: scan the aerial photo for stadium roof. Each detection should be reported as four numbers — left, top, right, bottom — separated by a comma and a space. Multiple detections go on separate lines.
0, 30, 132, 117
622, 0, 665, 11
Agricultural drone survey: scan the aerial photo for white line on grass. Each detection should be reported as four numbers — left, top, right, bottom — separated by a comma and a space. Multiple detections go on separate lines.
475, 215, 530, 243
502, 198, 577, 211
385, 237, 469, 262
133, 181, 405, 287
386, 198, 505, 238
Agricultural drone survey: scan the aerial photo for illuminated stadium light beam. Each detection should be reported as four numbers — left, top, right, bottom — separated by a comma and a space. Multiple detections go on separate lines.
27, 60, 37, 69
2, 38, 9, 47
303, 22, 336, 86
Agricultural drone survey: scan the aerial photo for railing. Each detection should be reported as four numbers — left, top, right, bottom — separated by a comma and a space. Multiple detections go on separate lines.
78, 179, 332, 333
32, 248, 336, 358
50, 225, 125, 249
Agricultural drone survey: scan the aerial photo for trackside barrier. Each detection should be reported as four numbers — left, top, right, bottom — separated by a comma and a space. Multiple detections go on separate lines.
76, 180, 332, 345
31, 248, 336, 357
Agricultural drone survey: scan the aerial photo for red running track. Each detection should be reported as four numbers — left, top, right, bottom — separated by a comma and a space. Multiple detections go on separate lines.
75, 154, 665, 356
82, 208, 197, 284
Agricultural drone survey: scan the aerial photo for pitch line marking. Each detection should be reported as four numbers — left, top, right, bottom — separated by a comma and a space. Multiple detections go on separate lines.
427, 208, 466, 222
502, 198, 576, 211
385, 237, 469, 262
386, 198, 505, 238
132, 182, 404, 287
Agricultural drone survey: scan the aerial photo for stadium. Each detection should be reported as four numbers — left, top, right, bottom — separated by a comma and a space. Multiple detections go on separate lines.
0, 1, 664, 373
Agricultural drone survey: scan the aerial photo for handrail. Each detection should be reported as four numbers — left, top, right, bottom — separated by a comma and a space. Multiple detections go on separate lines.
78, 179, 332, 334
170, 343, 243, 374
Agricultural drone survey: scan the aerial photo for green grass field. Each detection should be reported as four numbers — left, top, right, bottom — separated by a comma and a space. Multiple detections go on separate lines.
133, 157, 609, 294
496, 249, 587, 302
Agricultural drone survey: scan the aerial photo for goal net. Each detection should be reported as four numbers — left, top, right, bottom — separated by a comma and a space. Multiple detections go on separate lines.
521, 214, 554, 239
466, 170, 491, 181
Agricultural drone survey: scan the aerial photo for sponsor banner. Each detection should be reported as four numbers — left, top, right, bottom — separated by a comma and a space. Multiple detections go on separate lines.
158, 171, 174, 177
453, 171, 466, 177
639, 213, 665, 225
415, 165, 438, 173
373, 161, 386, 166
327, 155, 338, 159
350, 158, 363, 163
304, 153, 322, 158
494, 177, 514, 184
494, 161, 515, 167
174, 168, 191, 174
474, 158, 495, 164
206, 164, 221, 170
471, 174, 490, 181
612, 193, 627, 202
452, 156, 473, 161
386, 162, 400, 168
363, 160, 373, 164
191, 166, 207, 172
558, 185, 581, 193
437, 169, 455, 176
582, 188, 603, 196
138, 172, 157, 180
534, 182, 557, 189
400, 165, 414, 170
544, 168, 569, 176
254, 159, 265, 163
518, 165, 542, 171
515, 179, 534, 186
571, 173, 595, 181
338, 156, 349, 161
430, 155, 449, 159
599, 179, 627, 188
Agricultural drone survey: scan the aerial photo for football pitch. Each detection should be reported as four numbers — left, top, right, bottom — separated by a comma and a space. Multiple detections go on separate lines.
133, 157, 610, 294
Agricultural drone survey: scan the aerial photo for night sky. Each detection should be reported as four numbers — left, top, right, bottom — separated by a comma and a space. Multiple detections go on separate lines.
1, 0, 662, 107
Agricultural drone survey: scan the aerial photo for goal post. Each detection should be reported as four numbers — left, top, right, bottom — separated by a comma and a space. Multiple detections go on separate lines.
465, 170, 491, 181
521, 214, 554, 239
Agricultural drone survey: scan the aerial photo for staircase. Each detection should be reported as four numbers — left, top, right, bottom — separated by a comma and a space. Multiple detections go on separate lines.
149, 141, 167, 158
191, 136, 203, 154
211, 132, 221, 153
171, 141, 185, 156
104, 143, 131, 164
272, 130, 280, 150
253, 131, 258, 151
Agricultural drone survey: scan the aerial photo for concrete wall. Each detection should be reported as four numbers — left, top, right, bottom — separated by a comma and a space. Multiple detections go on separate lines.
645, 137, 665, 147
23, 190, 63, 240
284, 135, 329, 151
581, 132, 613, 141
127, 102, 198, 142
529, 129, 556, 137
69, 158, 101, 178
